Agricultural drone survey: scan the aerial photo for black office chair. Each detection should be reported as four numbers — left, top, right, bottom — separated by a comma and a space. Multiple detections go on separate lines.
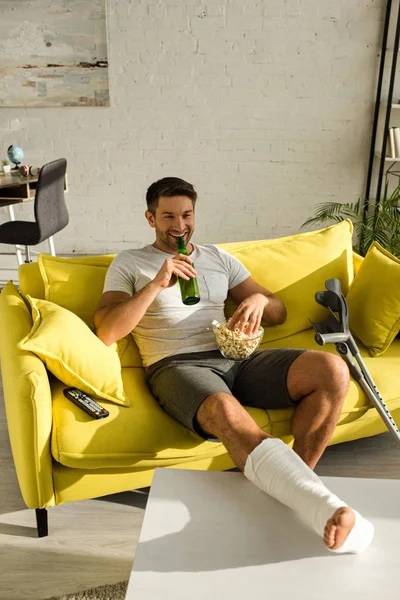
0, 158, 68, 264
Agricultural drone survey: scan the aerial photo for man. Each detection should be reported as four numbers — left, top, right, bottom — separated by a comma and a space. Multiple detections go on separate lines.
94, 177, 374, 554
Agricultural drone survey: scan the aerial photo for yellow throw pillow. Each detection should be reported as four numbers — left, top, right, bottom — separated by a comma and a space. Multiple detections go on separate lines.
38, 254, 115, 329
37, 254, 143, 367
346, 242, 400, 357
219, 220, 354, 343
17, 296, 130, 406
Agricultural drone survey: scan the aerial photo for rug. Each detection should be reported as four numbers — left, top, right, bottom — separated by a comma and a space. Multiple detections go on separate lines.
49, 580, 128, 600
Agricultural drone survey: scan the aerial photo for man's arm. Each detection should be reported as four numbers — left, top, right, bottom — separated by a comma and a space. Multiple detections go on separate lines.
94, 284, 163, 346
228, 276, 287, 334
94, 253, 197, 346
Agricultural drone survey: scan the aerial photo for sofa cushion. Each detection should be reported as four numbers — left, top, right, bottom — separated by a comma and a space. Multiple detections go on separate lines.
346, 242, 400, 357
37, 253, 143, 367
18, 296, 130, 407
219, 220, 354, 343
50, 370, 271, 469
38, 254, 115, 329
19, 255, 116, 302
50, 327, 400, 470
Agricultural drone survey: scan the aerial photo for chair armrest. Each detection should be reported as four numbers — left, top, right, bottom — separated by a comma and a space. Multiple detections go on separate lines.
0, 283, 55, 509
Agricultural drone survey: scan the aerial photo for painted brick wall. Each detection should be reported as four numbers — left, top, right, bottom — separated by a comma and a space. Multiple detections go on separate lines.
0, 0, 384, 254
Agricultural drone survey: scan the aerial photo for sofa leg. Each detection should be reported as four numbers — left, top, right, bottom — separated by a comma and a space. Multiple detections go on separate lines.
35, 508, 48, 538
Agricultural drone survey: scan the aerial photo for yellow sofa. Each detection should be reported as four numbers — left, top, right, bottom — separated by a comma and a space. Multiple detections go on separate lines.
1, 220, 400, 537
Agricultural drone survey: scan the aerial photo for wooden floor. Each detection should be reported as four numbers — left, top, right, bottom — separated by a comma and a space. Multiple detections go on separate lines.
1, 375, 400, 600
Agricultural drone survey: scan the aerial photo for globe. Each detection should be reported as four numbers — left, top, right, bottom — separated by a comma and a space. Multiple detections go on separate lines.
7, 145, 24, 167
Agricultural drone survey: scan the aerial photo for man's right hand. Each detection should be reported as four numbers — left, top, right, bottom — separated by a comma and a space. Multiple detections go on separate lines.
95, 254, 197, 346
153, 254, 197, 290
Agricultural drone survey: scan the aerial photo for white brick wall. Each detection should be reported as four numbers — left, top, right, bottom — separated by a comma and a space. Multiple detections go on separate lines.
0, 0, 384, 254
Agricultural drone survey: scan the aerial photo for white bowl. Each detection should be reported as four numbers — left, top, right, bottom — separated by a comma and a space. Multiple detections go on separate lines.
212, 320, 264, 361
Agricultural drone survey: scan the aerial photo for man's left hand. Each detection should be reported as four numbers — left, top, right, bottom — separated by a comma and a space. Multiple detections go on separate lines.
228, 293, 268, 335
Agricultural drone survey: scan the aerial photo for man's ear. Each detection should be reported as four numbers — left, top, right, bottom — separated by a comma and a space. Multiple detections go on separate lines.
145, 210, 156, 228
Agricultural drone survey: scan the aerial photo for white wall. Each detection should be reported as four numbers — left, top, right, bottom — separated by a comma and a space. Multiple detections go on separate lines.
0, 0, 384, 254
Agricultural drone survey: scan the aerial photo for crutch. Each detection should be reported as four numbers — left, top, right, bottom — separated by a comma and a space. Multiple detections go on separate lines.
309, 278, 400, 447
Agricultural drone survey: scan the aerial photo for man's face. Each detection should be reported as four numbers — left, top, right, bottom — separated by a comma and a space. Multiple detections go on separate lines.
146, 195, 195, 254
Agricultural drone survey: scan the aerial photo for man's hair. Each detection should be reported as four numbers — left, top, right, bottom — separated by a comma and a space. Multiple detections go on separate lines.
146, 177, 197, 214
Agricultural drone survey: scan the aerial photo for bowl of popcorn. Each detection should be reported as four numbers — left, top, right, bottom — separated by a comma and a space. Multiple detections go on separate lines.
212, 319, 264, 361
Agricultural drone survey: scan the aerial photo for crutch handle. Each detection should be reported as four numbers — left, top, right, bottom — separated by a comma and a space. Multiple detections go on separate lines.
315, 332, 349, 346
325, 278, 343, 297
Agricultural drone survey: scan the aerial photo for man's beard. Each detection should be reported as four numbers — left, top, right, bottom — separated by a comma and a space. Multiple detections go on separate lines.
155, 227, 193, 252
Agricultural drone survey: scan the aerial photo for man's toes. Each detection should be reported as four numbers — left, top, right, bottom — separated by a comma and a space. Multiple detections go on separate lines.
330, 507, 356, 550
323, 522, 337, 548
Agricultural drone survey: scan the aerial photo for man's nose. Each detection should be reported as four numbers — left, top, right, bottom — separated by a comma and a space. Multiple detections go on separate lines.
174, 218, 185, 231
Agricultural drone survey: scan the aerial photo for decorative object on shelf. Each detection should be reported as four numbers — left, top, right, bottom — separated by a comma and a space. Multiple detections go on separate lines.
29, 166, 41, 177
0, 0, 110, 108
1, 159, 11, 174
19, 165, 29, 177
387, 127, 400, 159
302, 180, 400, 258
18, 165, 41, 177
7, 145, 24, 169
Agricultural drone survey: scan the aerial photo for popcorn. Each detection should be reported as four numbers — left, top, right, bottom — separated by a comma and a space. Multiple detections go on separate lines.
212, 319, 264, 360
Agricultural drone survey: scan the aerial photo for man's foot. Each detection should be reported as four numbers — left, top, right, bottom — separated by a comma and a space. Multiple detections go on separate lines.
323, 507, 356, 550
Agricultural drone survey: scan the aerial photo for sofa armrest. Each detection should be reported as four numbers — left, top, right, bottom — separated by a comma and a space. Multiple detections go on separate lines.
352, 251, 364, 278
0, 283, 55, 509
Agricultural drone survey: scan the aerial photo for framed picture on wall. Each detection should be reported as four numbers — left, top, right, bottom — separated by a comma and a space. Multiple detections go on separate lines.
0, 0, 110, 107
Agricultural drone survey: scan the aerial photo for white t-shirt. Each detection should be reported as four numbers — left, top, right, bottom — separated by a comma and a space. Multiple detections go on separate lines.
103, 244, 250, 367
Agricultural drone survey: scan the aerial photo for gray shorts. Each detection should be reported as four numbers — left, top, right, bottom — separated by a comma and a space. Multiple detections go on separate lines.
145, 348, 307, 440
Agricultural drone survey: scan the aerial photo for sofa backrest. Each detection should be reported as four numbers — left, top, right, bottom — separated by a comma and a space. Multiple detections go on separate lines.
19, 254, 116, 308
19, 261, 45, 300
17, 220, 355, 364
218, 219, 354, 343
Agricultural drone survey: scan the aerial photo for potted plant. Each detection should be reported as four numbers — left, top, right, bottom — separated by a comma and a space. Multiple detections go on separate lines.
301, 181, 400, 258
2, 159, 11, 174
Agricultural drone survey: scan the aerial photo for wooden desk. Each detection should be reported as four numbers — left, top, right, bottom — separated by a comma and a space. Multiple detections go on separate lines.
0, 169, 68, 206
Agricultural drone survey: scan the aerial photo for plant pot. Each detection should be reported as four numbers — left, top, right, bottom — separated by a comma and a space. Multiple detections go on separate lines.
2, 165, 11, 173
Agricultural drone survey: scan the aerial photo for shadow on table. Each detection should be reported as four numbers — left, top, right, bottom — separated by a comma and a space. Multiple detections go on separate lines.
133, 518, 330, 573
132, 473, 334, 572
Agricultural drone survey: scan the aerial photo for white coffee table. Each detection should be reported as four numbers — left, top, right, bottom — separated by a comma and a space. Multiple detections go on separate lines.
125, 468, 400, 599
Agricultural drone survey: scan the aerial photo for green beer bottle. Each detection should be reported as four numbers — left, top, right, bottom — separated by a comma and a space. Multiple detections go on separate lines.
177, 236, 200, 305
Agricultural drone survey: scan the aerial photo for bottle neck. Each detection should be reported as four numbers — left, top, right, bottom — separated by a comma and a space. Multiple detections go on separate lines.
177, 236, 188, 255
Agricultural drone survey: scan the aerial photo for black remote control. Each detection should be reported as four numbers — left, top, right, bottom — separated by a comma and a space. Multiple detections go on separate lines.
63, 388, 109, 419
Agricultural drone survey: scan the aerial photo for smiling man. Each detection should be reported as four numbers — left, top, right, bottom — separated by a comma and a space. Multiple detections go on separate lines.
94, 177, 374, 555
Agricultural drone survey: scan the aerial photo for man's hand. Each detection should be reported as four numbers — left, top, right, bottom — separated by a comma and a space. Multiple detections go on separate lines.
153, 254, 197, 290
228, 293, 268, 335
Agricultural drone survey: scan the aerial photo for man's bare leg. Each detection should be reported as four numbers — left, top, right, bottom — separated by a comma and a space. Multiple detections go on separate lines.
197, 349, 350, 471
287, 350, 350, 470
196, 391, 271, 470
196, 392, 372, 552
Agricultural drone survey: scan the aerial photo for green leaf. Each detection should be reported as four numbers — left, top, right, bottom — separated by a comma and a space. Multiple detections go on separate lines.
302, 184, 400, 256
301, 213, 344, 229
